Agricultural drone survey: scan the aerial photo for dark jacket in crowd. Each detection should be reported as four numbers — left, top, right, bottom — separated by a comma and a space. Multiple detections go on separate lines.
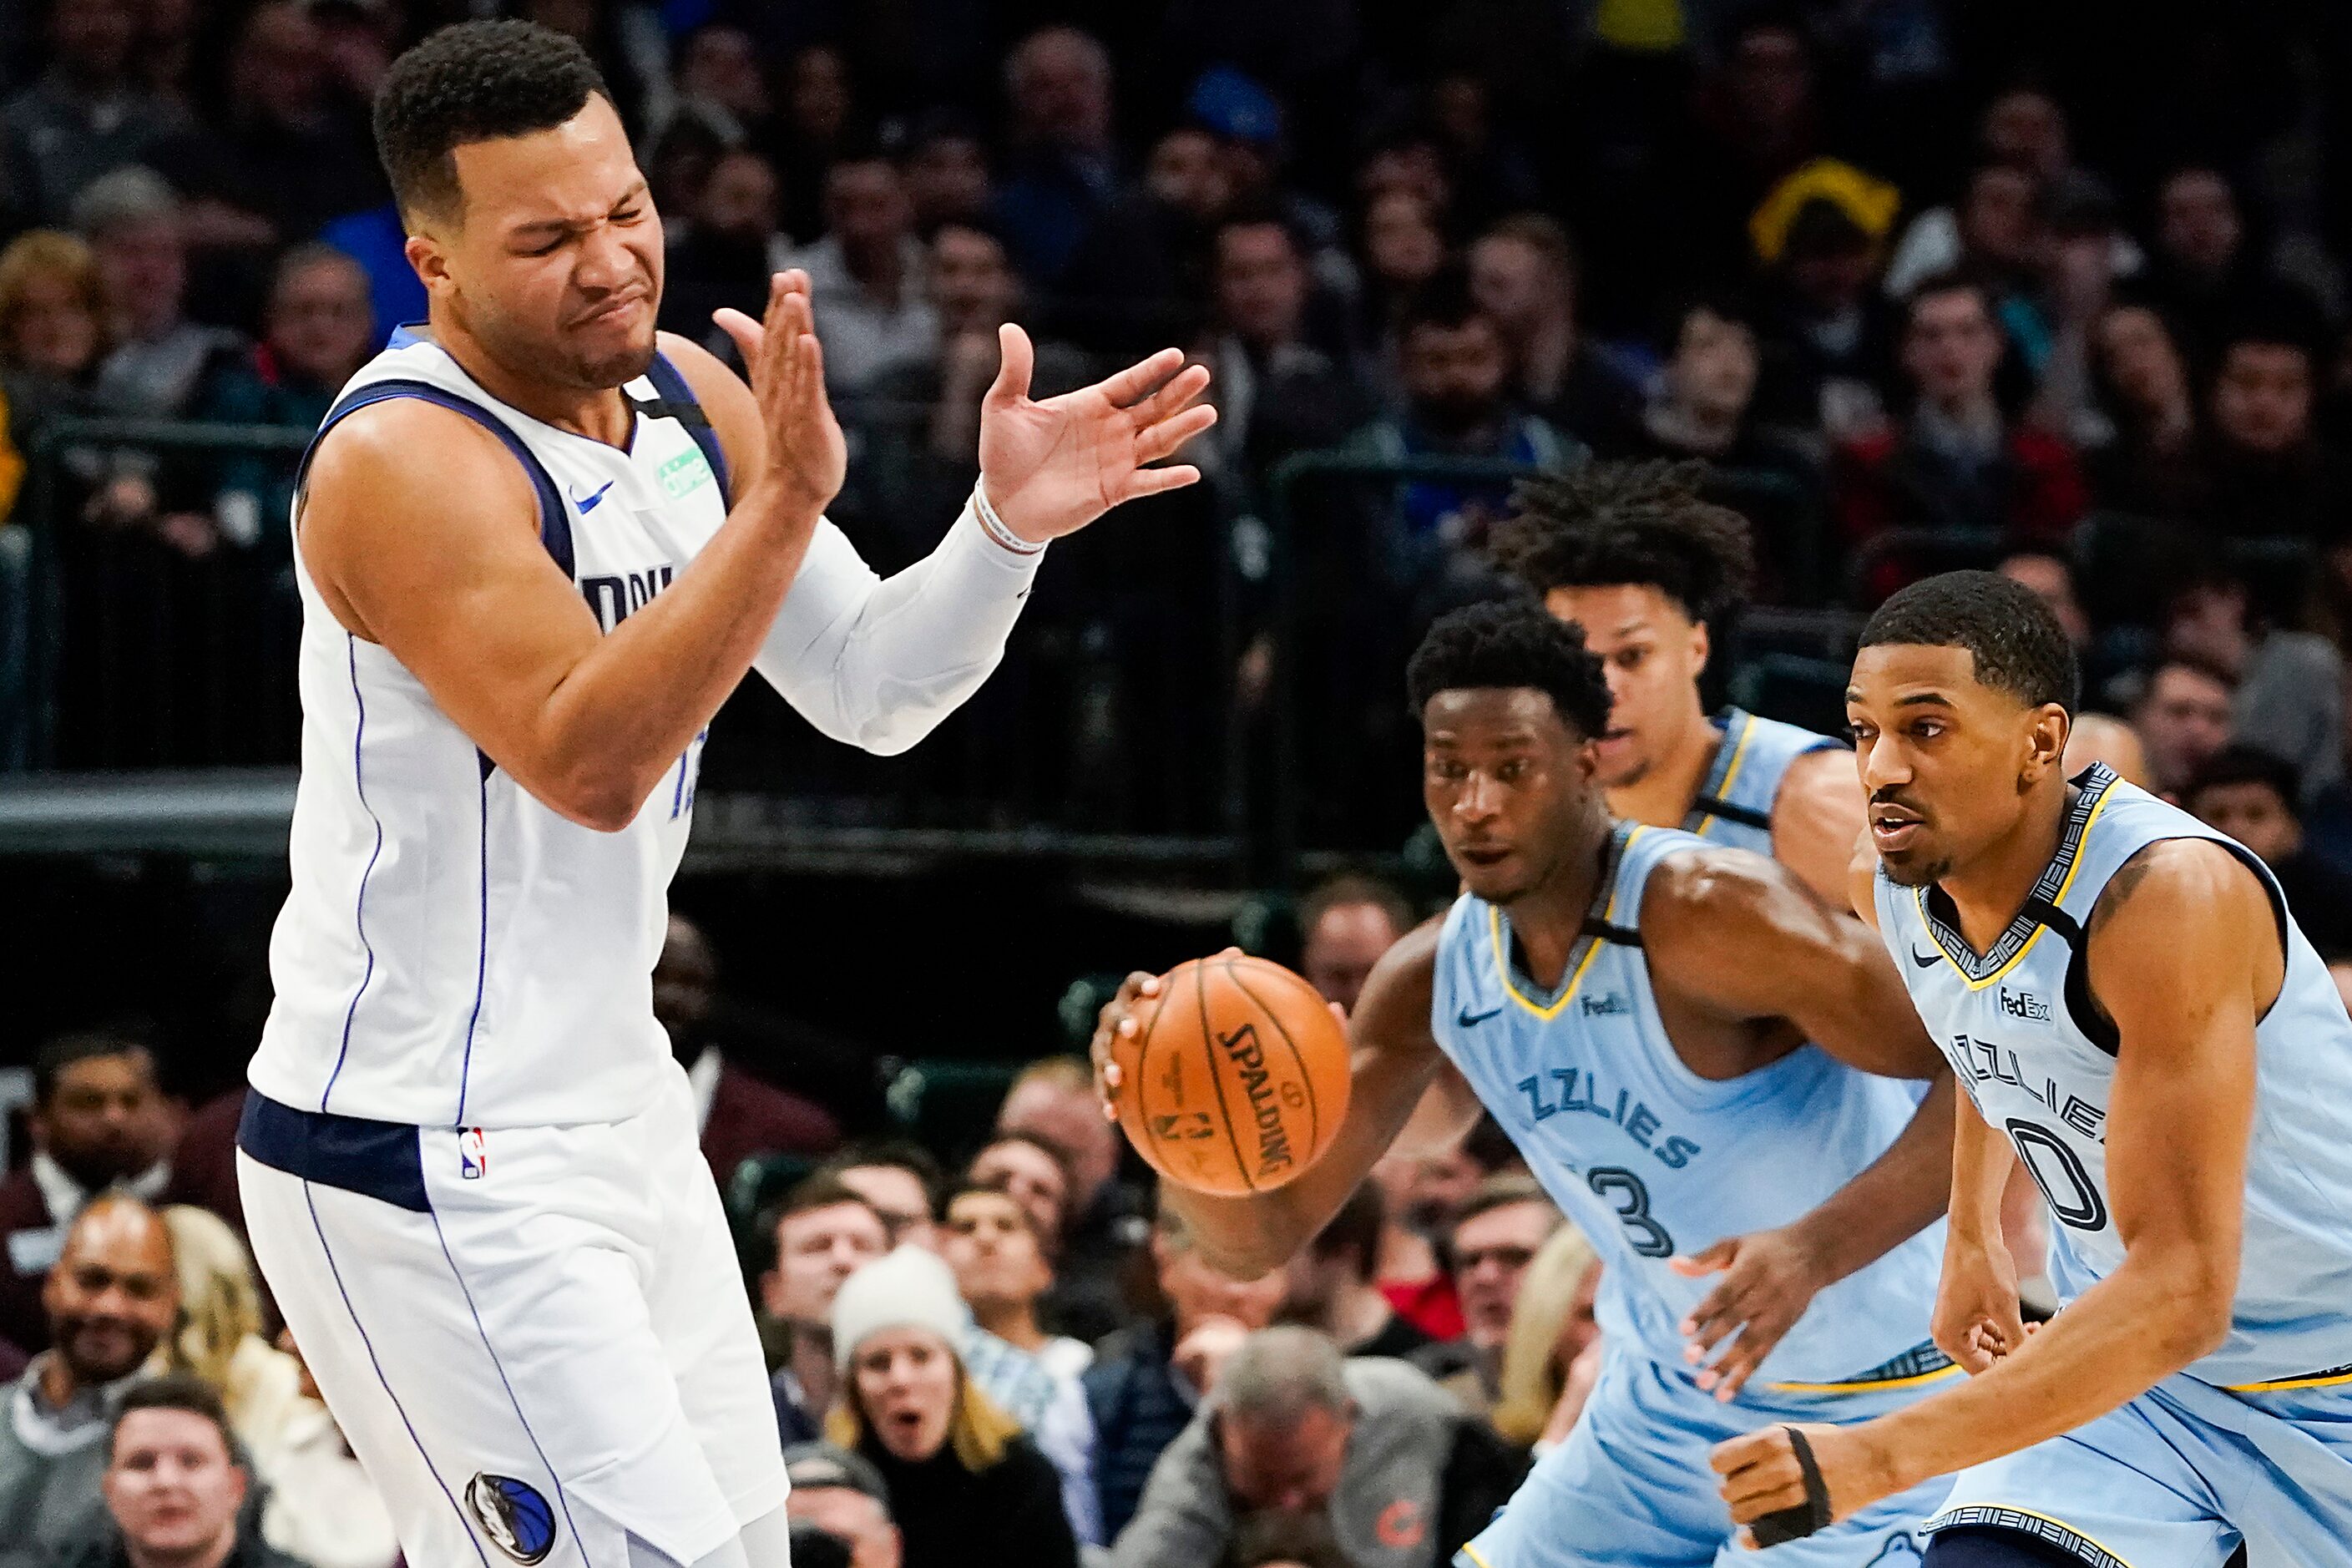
1084, 1320, 1197, 1542
857, 1429, 1080, 1568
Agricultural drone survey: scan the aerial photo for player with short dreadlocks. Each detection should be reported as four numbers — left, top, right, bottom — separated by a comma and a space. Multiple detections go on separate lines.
1491, 460, 1865, 906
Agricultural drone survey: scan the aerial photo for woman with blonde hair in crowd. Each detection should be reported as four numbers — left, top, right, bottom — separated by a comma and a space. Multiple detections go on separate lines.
1487, 1221, 1603, 1454
827, 1246, 1080, 1568
160, 1205, 399, 1568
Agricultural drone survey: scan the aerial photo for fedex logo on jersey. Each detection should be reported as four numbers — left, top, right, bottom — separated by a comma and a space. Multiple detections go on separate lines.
460, 1127, 488, 1180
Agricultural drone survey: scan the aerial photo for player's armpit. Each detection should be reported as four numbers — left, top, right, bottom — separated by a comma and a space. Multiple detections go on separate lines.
1156, 923, 1448, 1281
1770, 746, 1869, 910
1641, 847, 1942, 1079
1388, 1060, 1483, 1159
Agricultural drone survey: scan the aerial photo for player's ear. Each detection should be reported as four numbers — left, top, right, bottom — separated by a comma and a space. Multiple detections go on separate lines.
406, 231, 453, 297
2021, 704, 2071, 783
1688, 616, 1711, 677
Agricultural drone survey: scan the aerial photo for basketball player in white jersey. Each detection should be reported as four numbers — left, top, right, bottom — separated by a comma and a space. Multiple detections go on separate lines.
232, 22, 1213, 1568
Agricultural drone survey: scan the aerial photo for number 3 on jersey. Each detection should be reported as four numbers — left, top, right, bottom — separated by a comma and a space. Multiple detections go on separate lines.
1589, 1165, 1675, 1257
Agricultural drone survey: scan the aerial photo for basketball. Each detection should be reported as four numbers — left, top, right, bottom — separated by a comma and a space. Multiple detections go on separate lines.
1115, 953, 1352, 1196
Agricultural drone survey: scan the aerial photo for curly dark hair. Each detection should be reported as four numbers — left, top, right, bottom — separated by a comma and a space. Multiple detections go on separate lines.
1489, 459, 1757, 623
1859, 569, 2080, 715
375, 21, 609, 223
1407, 599, 1616, 741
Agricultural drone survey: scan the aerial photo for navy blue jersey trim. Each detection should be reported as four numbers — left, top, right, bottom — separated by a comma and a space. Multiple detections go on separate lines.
299, 379, 575, 581
1688, 795, 1773, 831
641, 351, 731, 506
238, 1091, 430, 1213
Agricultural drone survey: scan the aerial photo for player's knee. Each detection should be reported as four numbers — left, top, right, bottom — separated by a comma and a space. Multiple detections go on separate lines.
1922, 1525, 2102, 1567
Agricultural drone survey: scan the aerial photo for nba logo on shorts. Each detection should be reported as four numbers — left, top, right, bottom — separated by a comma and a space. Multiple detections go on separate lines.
460, 1128, 488, 1181
466, 1472, 555, 1563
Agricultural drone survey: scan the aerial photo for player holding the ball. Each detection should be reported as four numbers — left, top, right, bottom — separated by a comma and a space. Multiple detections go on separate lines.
1095, 599, 1960, 1567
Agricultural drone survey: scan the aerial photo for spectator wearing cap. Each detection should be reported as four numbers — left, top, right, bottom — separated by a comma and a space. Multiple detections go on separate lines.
1409, 1178, 1561, 1421
0, 1196, 180, 1555
1833, 272, 2087, 592
1110, 1326, 1526, 1568
827, 1247, 1080, 1568
0, 1030, 178, 1354
1748, 169, 1904, 443
58, 1373, 306, 1568
764, 1176, 891, 1445
1183, 69, 1348, 309
789, 152, 938, 395
1464, 216, 1640, 454
1085, 1201, 1286, 1543
2185, 747, 2352, 959
0, 0, 191, 228
782, 1444, 902, 1568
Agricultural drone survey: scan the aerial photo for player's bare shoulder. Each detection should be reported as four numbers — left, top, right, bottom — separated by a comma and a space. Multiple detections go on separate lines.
1351, 914, 1446, 1054
1769, 745, 1868, 908
2086, 836, 2286, 1010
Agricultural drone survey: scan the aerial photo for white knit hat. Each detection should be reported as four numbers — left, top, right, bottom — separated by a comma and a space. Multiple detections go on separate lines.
829, 1245, 971, 1370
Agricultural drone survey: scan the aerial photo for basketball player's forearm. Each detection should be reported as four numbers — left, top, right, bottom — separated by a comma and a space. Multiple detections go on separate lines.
1863, 1248, 2228, 1493
1792, 1072, 1956, 1285
1946, 1095, 2014, 1247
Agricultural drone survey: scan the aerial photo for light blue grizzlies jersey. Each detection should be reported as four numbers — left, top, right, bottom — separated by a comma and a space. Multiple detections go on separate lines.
1879, 763, 2352, 1389
1683, 706, 1843, 856
1433, 822, 1948, 1388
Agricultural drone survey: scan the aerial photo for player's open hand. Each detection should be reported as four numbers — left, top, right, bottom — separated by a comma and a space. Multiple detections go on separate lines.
977, 329, 1215, 544
1930, 1230, 2027, 1373
714, 271, 846, 520
1712, 1421, 1894, 1548
1671, 1225, 1831, 1401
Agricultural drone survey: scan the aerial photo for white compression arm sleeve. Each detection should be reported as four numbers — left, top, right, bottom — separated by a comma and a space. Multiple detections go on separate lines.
751, 495, 1044, 756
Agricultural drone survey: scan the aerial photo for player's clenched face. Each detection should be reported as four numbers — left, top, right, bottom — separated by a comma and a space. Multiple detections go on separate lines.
1542, 584, 1710, 790
1423, 687, 1602, 905
1846, 644, 2070, 888
412, 93, 663, 392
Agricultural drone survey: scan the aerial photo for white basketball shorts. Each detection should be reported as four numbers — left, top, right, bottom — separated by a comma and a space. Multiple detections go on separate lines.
236, 1065, 787, 1567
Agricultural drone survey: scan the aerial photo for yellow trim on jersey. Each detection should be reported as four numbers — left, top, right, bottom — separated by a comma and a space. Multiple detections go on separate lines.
1459, 1544, 1497, 1568
1491, 828, 1647, 1019
1916, 786, 2117, 991
2225, 1365, 2352, 1393
1692, 715, 1759, 839
1928, 1506, 2137, 1568
1763, 1362, 1964, 1395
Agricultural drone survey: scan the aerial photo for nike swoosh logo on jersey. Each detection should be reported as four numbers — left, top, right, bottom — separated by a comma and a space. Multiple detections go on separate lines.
574, 480, 615, 513
1912, 946, 1944, 968
1457, 1005, 1505, 1028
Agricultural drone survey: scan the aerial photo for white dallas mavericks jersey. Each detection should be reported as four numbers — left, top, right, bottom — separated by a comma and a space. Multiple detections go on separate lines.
1879, 763, 2352, 1388
1434, 823, 1948, 1388
1682, 706, 1841, 855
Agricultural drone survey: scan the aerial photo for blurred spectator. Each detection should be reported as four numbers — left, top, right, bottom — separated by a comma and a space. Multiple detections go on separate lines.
653, 913, 842, 1187
1055, 127, 1227, 354
0, 0, 190, 228
247, 1329, 397, 1568
1183, 69, 1347, 305
1998, 549, 2132, 701
1485, 1223, 1602, 1454
1834, 274, 2088, 587
2196, 310, 2342, 542
1085, 1201, 1286, 1543
78, 168, 244, 420
792, 153, 938, 394
68, 1373, 306, 1568
994, 1056, 1148, 1343
773, 43, 859, 245
0, 1196, 178, 1555
827, 1247, 1080, 1568
145, 0, 382, 254
1299, 873, 1412, 1014
647, 25, 772, 161
1353, 190, 1446, 364
660, 148, 792, 361
994, 28, 1130, 288
0, 1030, 176, 1353
2064, 711, 2154, 790
1281, 1181, 1434, 1360
1368, 1141, 1482, 1343
2082, 300, 2202, 516
2143, 165, 2324, 367
2165, 571, 2344, 800
1677, 17, 1827, 286
1347, 269, 1583, 611
2127, 655, 2237, 800
782, 1444, 903, 1568
315, 202, 422, 352
1748, 175, 1903, 444
1110, 1325, 1525, 1568
1422, 72, 1541, 232
1195, 213, 1369, 488
1464, 216, 1639, 453
1412, 1177, 1560, 1419
904, 116, 993, 232
1884, 89, 2088, 296
827, 1142, 946, 1252
764, 1175, 891, 1445
1630, 298, 1813, 496
943, 1184, 1088, 1379
966, 1133, 1070, 1252
2184, 746, 2352, 959
192, 245, 374, 558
